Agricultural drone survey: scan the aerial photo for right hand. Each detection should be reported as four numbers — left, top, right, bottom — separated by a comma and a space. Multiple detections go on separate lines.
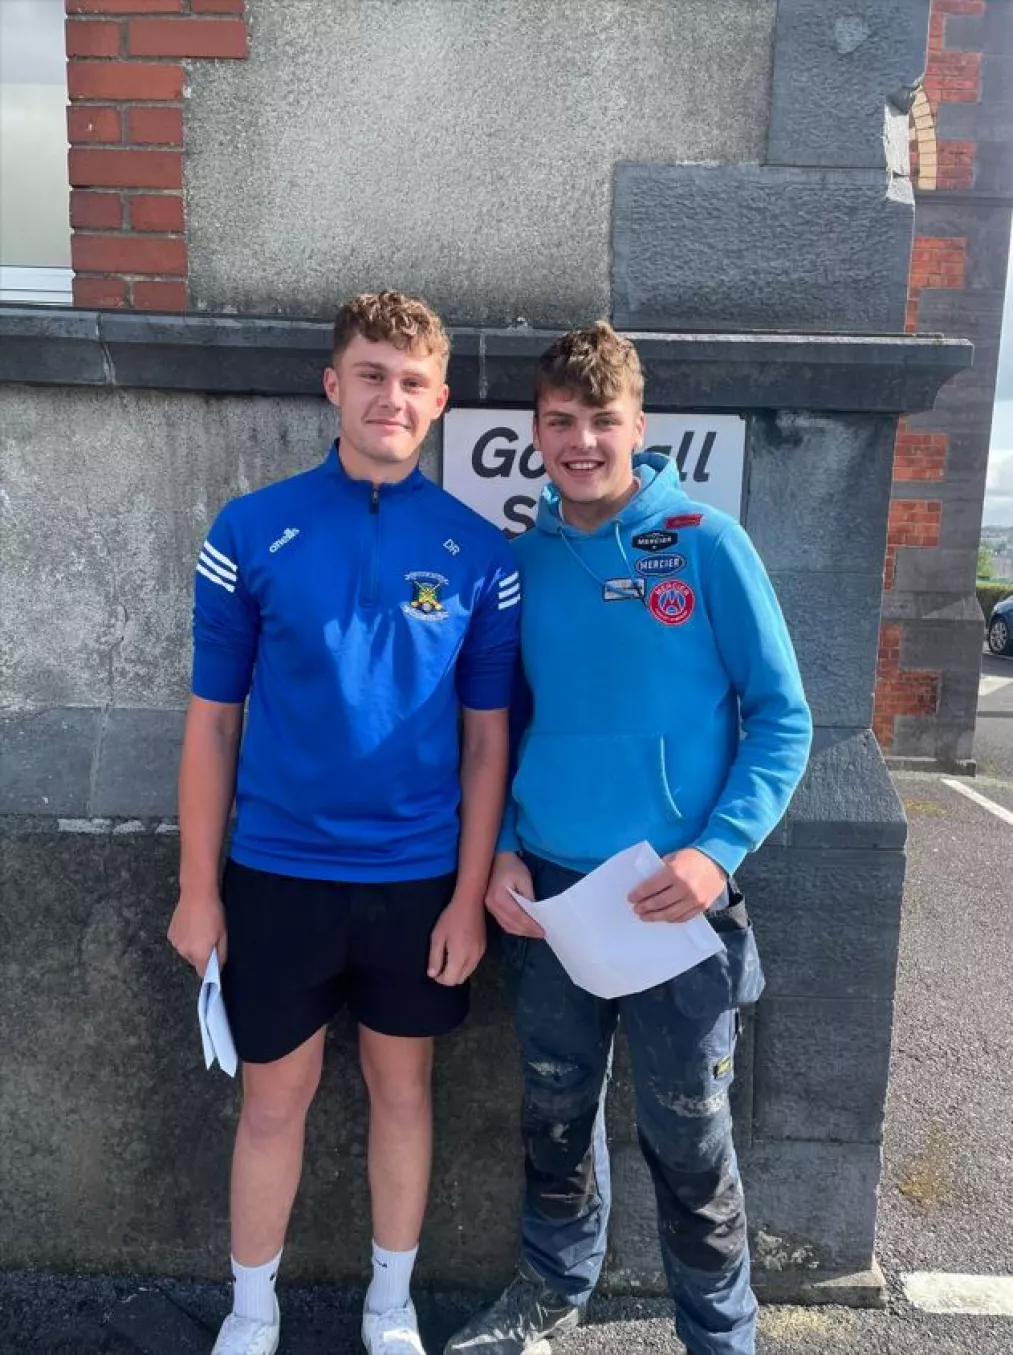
485, 851, 545, 939
167, 891, 227, 975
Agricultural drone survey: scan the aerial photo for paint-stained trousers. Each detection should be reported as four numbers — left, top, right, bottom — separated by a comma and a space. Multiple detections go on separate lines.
506, 853, 765, 1355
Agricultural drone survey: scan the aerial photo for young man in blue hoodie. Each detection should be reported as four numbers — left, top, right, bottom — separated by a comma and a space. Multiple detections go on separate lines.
167, 293, 520, 1355
445, 323, 812, 1355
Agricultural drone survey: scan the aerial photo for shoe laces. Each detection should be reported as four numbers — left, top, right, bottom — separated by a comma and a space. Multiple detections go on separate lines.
214, 1311, 277, 1355
368, 1303, 425, 1353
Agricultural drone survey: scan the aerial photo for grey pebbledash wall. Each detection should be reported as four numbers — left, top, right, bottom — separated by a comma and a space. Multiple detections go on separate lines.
184, 0, 778, 326
0, 311, 970, 1301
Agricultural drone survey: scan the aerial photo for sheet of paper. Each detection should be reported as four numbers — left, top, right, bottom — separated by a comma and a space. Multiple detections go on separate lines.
197, 948, 238, 1077
510, 841, 725, 1000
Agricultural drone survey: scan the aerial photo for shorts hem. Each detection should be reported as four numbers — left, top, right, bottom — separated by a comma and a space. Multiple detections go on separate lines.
352, 993, 470, 1040
228, 845, 459, 884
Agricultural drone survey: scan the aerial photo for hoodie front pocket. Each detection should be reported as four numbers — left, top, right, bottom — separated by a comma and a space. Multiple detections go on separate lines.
512, 731, 683, 864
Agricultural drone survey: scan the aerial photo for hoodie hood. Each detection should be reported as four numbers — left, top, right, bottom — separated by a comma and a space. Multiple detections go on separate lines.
534, 451, 689, 537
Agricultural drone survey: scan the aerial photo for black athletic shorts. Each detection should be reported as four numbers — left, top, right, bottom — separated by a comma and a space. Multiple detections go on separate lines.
220, 860, 468, 1064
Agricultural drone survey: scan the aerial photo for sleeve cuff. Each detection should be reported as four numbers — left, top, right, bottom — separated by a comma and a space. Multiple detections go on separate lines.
691, 830, 750, 880
496, 808, 521, 855
192, 649, 251, 704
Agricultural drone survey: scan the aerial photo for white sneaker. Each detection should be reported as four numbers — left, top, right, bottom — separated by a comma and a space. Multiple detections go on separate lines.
362, 1298, 426, 1354
211, 1295, 280, 1355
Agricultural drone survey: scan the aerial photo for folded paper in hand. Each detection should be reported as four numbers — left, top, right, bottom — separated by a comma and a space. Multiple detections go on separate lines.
510, 841, 725, 1000
197, 948, 238, 1077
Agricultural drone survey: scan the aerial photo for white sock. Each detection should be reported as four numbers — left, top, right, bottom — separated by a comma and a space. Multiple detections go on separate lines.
365, 1241, 418, 1315
231, 1248, 282, 1324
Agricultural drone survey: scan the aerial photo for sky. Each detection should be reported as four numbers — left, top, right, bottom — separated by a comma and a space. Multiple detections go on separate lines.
985, 245, 1013, 528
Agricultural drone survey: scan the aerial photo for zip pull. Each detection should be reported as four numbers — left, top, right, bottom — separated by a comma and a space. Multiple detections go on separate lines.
370, 483, 380, 513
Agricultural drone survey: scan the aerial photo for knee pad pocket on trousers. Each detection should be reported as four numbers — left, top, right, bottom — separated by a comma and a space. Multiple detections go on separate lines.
639, 1130, 747, 1272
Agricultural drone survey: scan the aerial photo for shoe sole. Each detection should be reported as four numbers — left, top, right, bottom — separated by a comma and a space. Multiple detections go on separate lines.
443, 1310, 579, 1354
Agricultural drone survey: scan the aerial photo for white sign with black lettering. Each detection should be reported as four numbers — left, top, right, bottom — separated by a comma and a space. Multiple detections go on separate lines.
443, 409, 746, 537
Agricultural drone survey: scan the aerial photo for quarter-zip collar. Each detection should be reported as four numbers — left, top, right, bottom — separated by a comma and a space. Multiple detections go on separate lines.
323, 439, 427, 501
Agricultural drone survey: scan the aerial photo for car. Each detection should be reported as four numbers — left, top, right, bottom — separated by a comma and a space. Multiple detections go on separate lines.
987, 593, 1013, 655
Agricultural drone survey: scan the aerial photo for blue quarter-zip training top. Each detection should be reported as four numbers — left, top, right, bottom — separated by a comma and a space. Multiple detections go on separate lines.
498, 452, 812, 877
192, 442, 521, 881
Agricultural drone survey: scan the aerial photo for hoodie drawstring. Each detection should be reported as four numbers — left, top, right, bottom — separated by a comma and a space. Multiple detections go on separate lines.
560, 521, 646, 607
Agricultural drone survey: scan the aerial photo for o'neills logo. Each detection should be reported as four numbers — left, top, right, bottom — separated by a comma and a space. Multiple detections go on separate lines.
270, 527, 300, 554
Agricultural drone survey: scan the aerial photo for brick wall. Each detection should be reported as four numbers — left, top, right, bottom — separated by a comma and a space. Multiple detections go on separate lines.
874, 0, 994, 759
66, 0, 249, 312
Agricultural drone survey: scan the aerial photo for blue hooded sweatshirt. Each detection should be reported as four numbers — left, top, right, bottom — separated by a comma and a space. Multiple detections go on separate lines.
497, 452, 812, 877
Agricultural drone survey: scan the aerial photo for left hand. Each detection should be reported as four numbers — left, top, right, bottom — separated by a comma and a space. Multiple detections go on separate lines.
428, 896, 487, 986
629, 848, 728, 924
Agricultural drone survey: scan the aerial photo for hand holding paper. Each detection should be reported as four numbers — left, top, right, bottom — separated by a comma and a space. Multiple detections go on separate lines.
509, 842, 725, 1000
197, 948, 238, 1077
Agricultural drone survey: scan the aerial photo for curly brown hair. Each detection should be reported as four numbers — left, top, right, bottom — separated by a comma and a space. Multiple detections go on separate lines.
332, 291, 450, 370
534, 321, 644, 410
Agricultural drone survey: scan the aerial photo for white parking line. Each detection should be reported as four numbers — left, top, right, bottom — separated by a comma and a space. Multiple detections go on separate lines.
942, 777, 1013, 827
903, 1272, 1013, 1316
980, 674, 1013, 697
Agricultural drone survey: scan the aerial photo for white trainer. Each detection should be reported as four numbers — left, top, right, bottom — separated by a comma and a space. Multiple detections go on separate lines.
362, 1298, 426, 1354
211, 1295, 280, 1355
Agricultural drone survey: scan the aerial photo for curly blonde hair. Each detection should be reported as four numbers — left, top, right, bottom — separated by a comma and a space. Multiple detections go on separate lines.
534, 321, 644, 409
332, 291, 450, 370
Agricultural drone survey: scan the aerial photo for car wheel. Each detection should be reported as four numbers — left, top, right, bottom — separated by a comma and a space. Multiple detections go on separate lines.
988, 614, 1013, 655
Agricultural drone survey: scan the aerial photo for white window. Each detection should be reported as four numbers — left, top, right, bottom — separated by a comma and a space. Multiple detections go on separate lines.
0, 0, 71, 304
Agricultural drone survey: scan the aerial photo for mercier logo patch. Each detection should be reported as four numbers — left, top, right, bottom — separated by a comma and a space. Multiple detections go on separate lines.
403, 571, 450, 621
631, 529, 677, 553
648, 578, 695, 627
635, 553, 686, 578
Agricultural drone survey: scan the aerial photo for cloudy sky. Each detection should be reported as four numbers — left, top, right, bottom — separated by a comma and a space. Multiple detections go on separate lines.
986, 248, 1013, 527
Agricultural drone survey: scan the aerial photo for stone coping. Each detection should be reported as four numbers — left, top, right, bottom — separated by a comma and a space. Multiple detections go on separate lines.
0, 709, 906, 850
0, 306, 972, 414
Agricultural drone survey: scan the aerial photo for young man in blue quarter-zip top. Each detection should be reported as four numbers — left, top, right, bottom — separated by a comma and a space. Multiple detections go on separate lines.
445, 323, 812, 1355
167, 292, 521, 1355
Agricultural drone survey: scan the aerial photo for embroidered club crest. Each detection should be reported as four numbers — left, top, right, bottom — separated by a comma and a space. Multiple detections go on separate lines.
403, 571, 450, 621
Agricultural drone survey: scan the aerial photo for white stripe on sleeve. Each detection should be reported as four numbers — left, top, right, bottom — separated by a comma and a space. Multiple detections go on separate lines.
202, 539, 238, 575
196, 562, 236, 593
199, 550, 238, 583
498, 594, 521, 610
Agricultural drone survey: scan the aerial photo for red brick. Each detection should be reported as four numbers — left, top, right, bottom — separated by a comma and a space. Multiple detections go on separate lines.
192, 0, 245, 11
70, 147, 182, 189
132, 279, 188, 311
127, 17, 248, 58
127, 107, 183, 145
66, 18, 123, 56
67, 104, 122, 144
72, 232, 187, 275
73, 275, 127, 308
68, 1, 182, 12
68, 62, 184, 101
70, 189, 124, 229
128, 193, 185, 232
